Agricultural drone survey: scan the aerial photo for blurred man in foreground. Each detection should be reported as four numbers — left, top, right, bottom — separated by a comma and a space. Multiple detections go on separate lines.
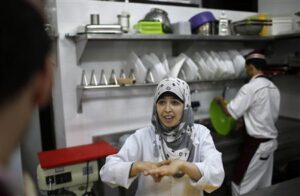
0, 0, 53, 195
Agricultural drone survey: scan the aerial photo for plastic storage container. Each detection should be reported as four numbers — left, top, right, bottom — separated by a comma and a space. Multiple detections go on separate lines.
272, 16, 293, 35
134, 21, 164, 34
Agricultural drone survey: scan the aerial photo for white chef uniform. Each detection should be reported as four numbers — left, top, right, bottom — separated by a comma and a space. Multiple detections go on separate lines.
227, 74, 280, 196
100, 124, 224, 196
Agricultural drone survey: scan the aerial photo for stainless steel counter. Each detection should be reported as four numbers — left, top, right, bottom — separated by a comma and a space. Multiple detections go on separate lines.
205, 117, 300, 196
242, 177, 300, 196
99, 117, 300, 196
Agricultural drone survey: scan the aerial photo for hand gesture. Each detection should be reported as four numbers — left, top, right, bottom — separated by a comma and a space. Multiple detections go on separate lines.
145, 160, 184, 179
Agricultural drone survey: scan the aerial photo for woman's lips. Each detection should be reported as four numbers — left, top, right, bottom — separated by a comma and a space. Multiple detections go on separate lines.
163, 115, 174, 122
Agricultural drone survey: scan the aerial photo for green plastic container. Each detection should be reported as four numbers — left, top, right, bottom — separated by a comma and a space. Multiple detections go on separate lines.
209, 99, 236, 136
133, 21, 164, 34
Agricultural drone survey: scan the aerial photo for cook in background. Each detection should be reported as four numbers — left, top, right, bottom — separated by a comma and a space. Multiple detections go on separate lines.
214, 51, 280, 196
0, 0, 53, 195
100, 77, 224, 196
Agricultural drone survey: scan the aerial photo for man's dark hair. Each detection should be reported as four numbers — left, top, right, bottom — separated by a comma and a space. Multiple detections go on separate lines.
245, 50, 267, 70
245, 58, 267, 70
0, 0, 51, 105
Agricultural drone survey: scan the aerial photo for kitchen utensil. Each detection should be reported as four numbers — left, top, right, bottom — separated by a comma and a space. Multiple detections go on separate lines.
99, 70, 108, 85
201, 50, 222, 79
193, 52, 213, 80
81, 70, 88, 86
228, 50, 246, 77
180, 53, 199, 81
172, 22, 191, 35
161, 53, 170, 73
90, 14, 100, 25
169, 55, 186, 78
78, 24, 123, 34
126, 52, 147, 84
189, 11, 216, 31
209, 99, 236, 136
141, 53, 167, 82
143, 8, 172, 33
116, 78, 136, 85
219, 51, 236, 78
89, 70, 98, 85
231, 19, 272, 35
218, 11, 230, 36
133, 21, 164, 34
118, 12, 130, 33
195, 21, 219, 35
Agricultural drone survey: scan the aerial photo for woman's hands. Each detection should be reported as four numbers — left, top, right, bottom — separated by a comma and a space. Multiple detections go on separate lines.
130, 160, 202, 183
145, 160, 182, 178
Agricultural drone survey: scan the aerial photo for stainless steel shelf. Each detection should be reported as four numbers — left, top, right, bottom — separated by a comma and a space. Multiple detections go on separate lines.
76, 79, 244, 113
66, 33, 274, 42
65, 33, 274, 64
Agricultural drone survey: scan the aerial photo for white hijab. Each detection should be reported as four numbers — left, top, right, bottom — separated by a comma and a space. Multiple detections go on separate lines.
151, 77, 195, 163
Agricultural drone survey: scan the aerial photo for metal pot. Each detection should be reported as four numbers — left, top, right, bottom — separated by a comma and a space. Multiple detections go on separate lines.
195, 21, 219, 35
144, 8, 172, 33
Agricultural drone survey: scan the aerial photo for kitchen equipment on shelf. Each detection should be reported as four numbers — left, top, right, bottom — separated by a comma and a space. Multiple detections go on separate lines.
126, 52, 147, 83
143, 8, 172, 33
271, 16, 293, 35
118, 11, 130, 33
218, 11, 230, 36
293, 11, 300, 32
172, 21, 191, 35
228, 50, 246, 77
90, 14, 100, 25
99, 70, 108, 85
77, 14, 122, 34
189, 11, 216, 34
80, 69, 136, 87
141, 53, 167, 82
231, 18, 272, 35
133, 21, 164, 34
209, 99, 236, 136
195, 20, 219, 35
179, 53, 200, 81
169, 54, 186, 78
193, 52, 214, 80
81, 70, 89, 86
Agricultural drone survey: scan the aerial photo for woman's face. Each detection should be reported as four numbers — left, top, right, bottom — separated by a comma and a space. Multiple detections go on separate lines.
156, 95, 184, 128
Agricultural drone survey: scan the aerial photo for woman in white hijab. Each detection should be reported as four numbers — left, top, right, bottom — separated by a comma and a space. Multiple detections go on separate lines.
100, 77, 224, 196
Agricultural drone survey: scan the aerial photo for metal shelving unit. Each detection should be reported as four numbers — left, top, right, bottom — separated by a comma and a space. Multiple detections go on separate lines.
65, 33, 274, 64
76, 79, 244, 113
67, 32, 300, 113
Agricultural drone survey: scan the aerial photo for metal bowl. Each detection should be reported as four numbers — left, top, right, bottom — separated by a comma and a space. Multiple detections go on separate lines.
232, 23, 263, 35
144, 8, 172, 33
231, 19, 271, 35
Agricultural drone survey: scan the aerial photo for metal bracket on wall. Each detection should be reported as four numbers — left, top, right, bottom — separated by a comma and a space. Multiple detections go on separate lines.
76, 84, 157, 113
66, 33, 88, 64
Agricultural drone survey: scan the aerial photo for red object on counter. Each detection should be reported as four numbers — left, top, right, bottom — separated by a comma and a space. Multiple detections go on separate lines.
38, 141, 118, 169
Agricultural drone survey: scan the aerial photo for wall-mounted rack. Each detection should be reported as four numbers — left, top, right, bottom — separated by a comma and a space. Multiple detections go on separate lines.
65, 33, 274, 64
76, 78, 244, 113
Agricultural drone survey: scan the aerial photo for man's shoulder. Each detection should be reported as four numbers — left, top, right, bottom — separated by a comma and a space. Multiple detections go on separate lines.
250, 77, 279, 92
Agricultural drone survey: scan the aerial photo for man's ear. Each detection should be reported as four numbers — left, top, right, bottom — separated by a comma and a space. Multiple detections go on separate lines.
32, 54, 54, 107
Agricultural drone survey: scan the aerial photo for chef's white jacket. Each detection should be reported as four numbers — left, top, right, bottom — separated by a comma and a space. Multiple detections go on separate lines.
227, 75, 280, 139
227, 75, 281, 195
100, 124, 224, 196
